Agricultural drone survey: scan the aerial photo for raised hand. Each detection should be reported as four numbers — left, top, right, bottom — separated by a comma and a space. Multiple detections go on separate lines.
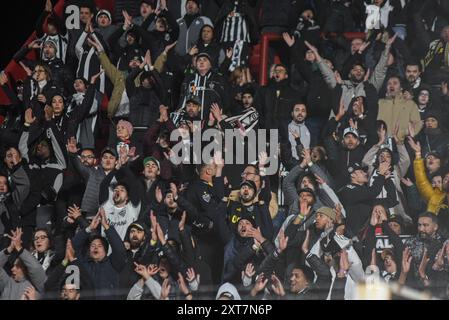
122, 10, 133, 25
38, 94, 47, 104
400, 177, 414, 187
251, 273, 268, 296
87, 36, 102, 52
99, 207, 109, 230
278, 228, 289, 253
304, 41, 321, 61
177, 272, 191, 297
0, 71, 8, 86
88, 211, 101, 231
433, 245, 445, 271
45, 0, 53, 12
335, 97, 346, 122
246, 226, 265, 244
301, 229, 310, 254
418, 247, 430, 284
242, 263, 255, 280
289, 128, 300, 140
143, 49, 152, 68
441, 81, 448, 96
134, 262, 151, 280
160, 279, 171, 300
303, 148, 312, 164
28, 39, 43, 50
188, 45, 198, 56
179, 211, 187, 232
386, 33, 398, 47
24, 108, 36, 125
149, 211, 158, 242
186, 267, 197, 283
226, 47, 233, 59
401, 247, 412, 274
7, 228, 23, 253
65, 239, 76, 263
392, 121, 400, 144
406, 136, 421, 155
210, 103, 222, 122
334, 71, 343, 85
66, 136, 79, 154
67, 204, 82, 221
44, 105, 53, 121
155, 186, 163, 203
156, 223, 166, 246
363, 68, 371, 82
378, 161, 391, 177
19, 62, 33, 77
85, 18, 93, 33
282, 32, 295, 47
164, 41, 177, 54
359, 41, 370, 53
271, 274, 286, 297
22, 286, 37, 300
90, 69, 104, 84
337, 249, 350, 278
148, 264, 160, 277
213, 150, 224, 169
370, 208, 380, 226
258, 151, 268, 168
408, 121, 416, 138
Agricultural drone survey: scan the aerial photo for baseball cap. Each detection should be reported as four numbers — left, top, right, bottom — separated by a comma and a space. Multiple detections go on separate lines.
343, 127, 359, 138
240, 180, 257, 191
101, 147, 117, 158
196, 52, 212, 62
186, 95, 201, 106
129, 222, 145, 232
143, 156, 160, 169
347, 162, 368, 174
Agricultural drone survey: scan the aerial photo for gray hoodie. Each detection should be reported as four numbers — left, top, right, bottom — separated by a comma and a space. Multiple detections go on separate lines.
0, 249, 47, 300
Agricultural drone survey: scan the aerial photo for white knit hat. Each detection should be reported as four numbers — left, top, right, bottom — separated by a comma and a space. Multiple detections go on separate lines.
96, 9, 112, 22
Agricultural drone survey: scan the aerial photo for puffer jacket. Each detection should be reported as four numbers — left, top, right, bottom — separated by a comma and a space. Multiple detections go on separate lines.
414, 157, 447, 215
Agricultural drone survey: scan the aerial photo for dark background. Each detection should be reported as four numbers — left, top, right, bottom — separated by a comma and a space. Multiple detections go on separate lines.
1, 0, 46, 69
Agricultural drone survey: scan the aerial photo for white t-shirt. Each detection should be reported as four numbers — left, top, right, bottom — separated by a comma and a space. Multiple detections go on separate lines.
102, 201, 141, 242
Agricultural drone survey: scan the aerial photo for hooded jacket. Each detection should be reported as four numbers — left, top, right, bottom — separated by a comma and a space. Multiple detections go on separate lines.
0, 248, 47, 300
175, 13, 213, 56
125, 68, 164, 128
414, 158, 448, 216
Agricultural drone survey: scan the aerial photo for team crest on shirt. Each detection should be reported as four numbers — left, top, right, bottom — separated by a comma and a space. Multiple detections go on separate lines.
202, 192, 211, 203
209, 82, 215, 90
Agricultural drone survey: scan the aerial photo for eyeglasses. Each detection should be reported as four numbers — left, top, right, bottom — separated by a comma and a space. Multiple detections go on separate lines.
80, 155, 95, 159
34, 235, 48, 241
